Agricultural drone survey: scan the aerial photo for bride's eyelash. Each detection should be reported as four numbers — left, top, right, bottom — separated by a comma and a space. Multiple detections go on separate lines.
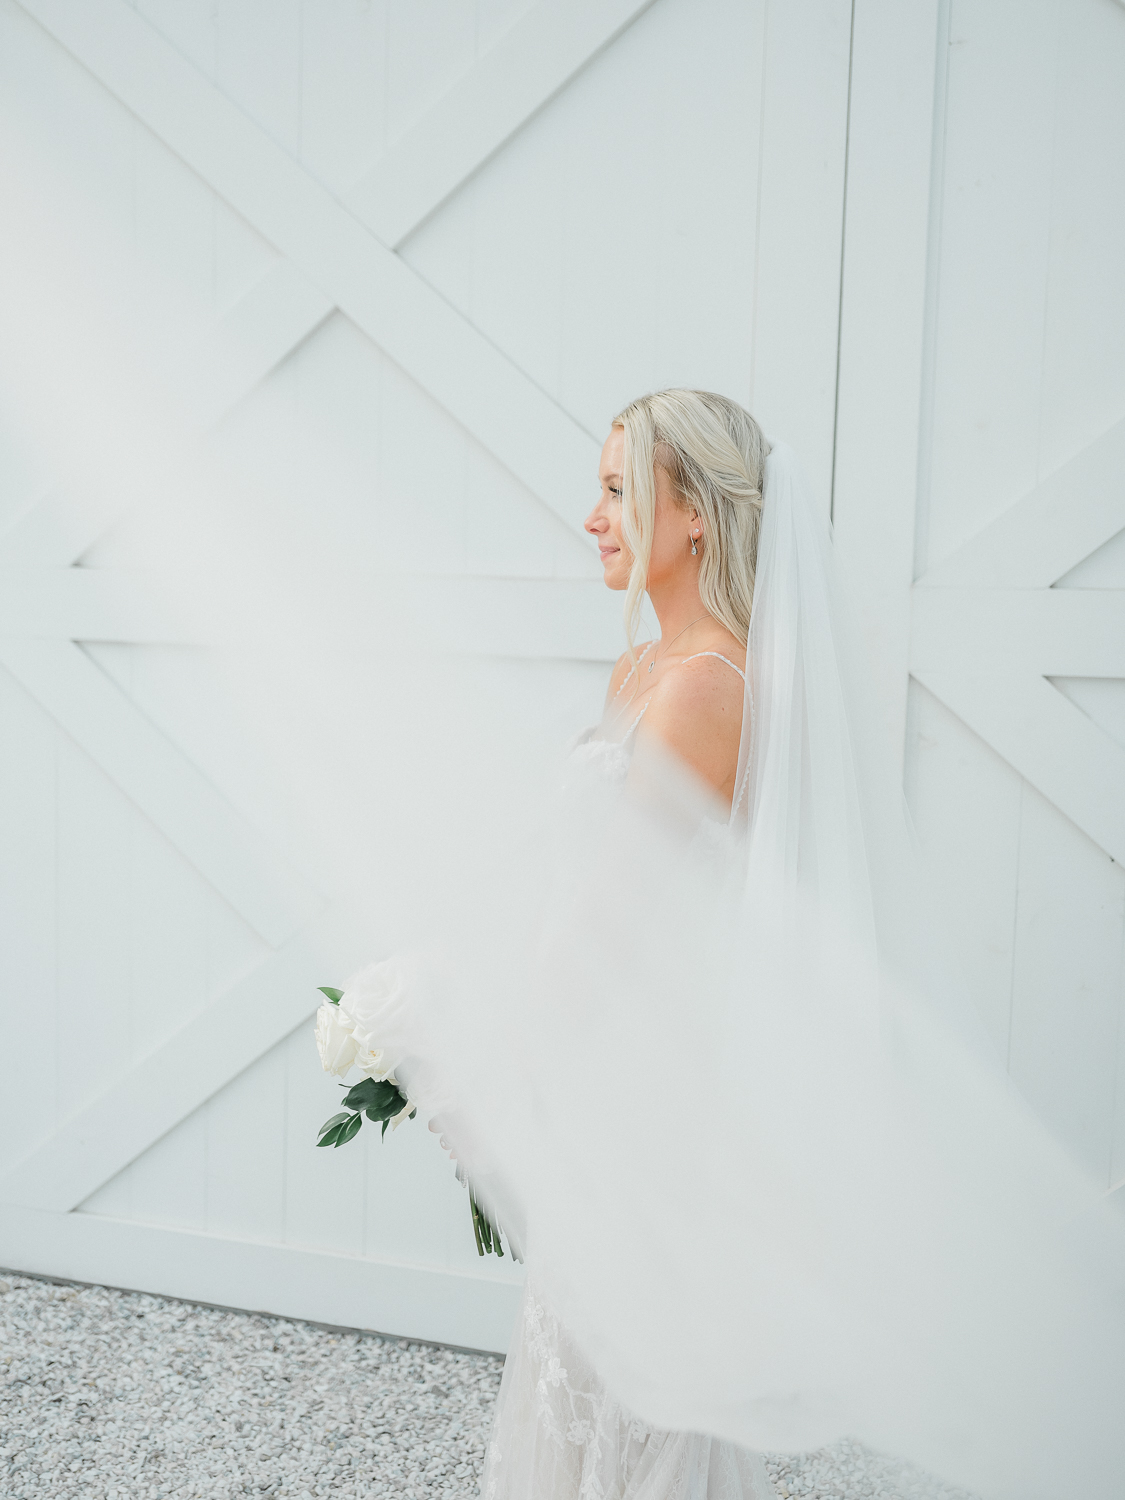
609, 485, 622, 498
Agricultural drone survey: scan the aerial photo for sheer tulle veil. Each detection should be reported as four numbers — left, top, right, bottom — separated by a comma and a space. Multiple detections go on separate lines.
343, 435, 1125, 1500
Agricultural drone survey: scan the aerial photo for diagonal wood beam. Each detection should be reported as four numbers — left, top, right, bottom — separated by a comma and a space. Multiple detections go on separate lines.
918, 417, 1125, 589
0, 639, 321, 946
3, 0, 648, 569
0, 906, 369, 1212
15, 0, 602, 543
914, 668, 1125, 867
348, 0, 657, 248
0, 259, 336, 570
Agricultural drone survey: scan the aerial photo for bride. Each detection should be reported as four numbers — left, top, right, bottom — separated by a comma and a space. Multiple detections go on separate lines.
478, 390, 775, 1499
340, 388, 1125, 1500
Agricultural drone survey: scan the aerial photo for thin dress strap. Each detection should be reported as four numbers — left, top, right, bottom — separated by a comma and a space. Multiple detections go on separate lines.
678, 651, 747, 682
611, 641, 656, 702
618, 650, 747, 742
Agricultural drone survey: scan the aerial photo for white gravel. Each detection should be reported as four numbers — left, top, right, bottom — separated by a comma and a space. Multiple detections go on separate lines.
762, 1438, 980, 1500
0, 1271, 502, 1498
0, 1271, 979, 1500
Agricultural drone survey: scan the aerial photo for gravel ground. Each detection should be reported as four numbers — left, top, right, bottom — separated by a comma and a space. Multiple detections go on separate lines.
762, 1439, 980, 1500
0, 1272, 979, 1500
0, 1272, 502, 1498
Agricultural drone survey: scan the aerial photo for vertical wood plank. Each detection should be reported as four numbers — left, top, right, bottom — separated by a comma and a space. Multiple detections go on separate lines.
282, 1026, 367, 1256
204, 1042, 287, 1243
56, 728, 134, 1119
903, 682, 1023, 1056
131, 0, 217, 75
386, 0, 476, 143
751, 0, 852, 507
921, 0, 1061, 570
132, 124, 217, 312
298, 0, 389, 194
1008, 786, 1125, 1184
107, 1106, 210, 1230
215, 0, 302, 154
0, 671, 57, 1171
829, 0, 941, 765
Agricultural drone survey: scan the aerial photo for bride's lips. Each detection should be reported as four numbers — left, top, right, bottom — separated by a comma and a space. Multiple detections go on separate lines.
599, 546, 619, 562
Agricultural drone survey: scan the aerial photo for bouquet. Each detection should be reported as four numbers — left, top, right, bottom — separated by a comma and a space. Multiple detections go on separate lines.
313, 980, 515, 1259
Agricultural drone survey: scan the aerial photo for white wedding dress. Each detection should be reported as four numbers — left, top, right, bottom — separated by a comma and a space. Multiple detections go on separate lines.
337, 444, 1125, 1499
479, 648, 776, 1500
480, 1277, 776, 1500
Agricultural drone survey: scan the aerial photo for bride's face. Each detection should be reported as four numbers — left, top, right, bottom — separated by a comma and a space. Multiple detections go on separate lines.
586, 427, 696, 592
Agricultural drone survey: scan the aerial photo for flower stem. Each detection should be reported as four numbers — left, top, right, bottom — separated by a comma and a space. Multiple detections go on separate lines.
470, 1193, 485, 1257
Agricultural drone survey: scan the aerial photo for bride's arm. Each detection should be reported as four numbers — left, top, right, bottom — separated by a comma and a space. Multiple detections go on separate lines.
633, 656, 745, 805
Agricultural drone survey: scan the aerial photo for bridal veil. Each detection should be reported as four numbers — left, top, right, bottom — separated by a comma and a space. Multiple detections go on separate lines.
341, 440, 1125, 1500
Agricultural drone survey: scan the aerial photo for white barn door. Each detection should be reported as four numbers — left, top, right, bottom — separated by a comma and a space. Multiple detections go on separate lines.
0, 0, 853, 1350
834, 0, 1125, 1193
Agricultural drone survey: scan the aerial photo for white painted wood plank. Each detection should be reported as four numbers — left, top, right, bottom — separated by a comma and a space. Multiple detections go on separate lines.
0, 669, 57, 1174
384, 0, 478, 147
203, 1044, 286, 1244
902, 682, 1023, 1056
15, 0, 601, 538
281, 1022, 368, 1261
188, 259, 334, 428
348, 0, 656, 248
1008, 783, 1125, 1184
919, 418, 1125, 589
910, 588, 1125, 677
0, 906, 365, 1213
919, 0, 1061, 571
0, 568, 200, 641
1054, 679, 1125, 756
296, 0, 388, 194
132, 114, 216, 311
213, 0, 301, 154
830, 0, 942, 767
55, 731, 134, 1117
111, 1105, 210, 1231
915, 669, 1125, 867
1036, 0, 1125, 476
0, 569, 622, 659
0, 1204, 521, 1352
0, 639, 319, 944
749, 0, 851, 511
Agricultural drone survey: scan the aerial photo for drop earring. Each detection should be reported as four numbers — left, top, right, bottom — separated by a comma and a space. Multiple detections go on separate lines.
690, 530, 698, 556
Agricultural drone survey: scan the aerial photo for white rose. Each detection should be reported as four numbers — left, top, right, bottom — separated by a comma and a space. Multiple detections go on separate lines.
338, 958, 411, 1079
315, 1000, 359, 1077
354, 1046, 397, 1084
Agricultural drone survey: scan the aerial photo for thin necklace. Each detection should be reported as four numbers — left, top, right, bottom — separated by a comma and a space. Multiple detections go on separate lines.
648, 614, 707, 673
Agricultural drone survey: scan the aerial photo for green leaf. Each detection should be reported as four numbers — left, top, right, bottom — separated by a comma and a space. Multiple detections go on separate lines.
381, 1117, 389, 1141
335, 1111, 363, 1147
345, 1077, 409, 1121
317, 1111, 352, 1140
316, 1123, 345, 1148
317, 986, 344, 1005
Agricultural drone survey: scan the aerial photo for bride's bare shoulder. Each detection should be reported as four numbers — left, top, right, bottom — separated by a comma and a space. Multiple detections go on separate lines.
639, 646, 745, 790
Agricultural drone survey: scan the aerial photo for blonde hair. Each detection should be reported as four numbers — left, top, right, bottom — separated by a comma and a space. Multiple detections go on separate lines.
612, 389, 769, 654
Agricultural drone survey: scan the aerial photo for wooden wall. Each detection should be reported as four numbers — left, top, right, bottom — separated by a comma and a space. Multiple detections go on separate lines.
1, 0, 1121, 1352
0, 0, 851, 1349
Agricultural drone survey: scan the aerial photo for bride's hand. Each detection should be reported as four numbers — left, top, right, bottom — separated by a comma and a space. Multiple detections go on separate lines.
428, 1116, 457, 1160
